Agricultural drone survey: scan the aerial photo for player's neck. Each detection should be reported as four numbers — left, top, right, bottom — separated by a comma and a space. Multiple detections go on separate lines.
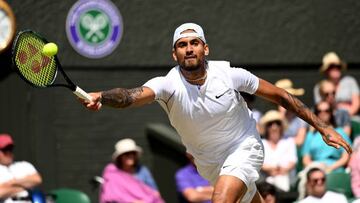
180, 64, 207, 86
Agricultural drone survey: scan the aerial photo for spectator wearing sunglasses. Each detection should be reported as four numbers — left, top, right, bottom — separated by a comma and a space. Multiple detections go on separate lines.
314, 52, 360, 117
298, 165, 347, 203
260, 110, 297, 192
0, 133, 42, 202
302, 101, 351, 173
318, 79, 351, 136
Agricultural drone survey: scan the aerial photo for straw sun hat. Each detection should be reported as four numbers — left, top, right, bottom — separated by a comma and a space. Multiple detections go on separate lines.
319, 52, 347, 73
259, 110, 287, 130
112, 138, 142, 161
275, 78, 305, 96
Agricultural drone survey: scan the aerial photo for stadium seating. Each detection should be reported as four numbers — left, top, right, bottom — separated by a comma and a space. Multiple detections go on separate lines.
326, 171, 354, 200
49, 188, 91, 203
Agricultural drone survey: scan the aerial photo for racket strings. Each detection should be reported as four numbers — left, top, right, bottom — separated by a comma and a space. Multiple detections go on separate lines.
14, 32, 57, 87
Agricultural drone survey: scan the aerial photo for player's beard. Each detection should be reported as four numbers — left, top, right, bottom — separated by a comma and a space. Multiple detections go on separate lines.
180, 56, 203, 72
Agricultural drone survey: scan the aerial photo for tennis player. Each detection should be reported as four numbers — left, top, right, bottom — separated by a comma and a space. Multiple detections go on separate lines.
79, 23, 352, 203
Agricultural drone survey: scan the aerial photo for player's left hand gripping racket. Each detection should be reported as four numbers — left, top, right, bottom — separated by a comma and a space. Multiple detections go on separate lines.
12, 30, 92, 101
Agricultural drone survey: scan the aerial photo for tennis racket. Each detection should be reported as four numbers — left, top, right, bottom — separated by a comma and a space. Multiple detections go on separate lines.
11, 30, 92, 101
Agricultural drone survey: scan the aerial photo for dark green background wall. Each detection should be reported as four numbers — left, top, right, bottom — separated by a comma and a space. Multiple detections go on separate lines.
7, 0, 360, 67
1, 0, 360, 202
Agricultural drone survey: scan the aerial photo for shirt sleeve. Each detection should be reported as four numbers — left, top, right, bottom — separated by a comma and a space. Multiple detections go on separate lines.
228, 67, 259, 94
143, 76, 174, 102
13, 161, 38, 178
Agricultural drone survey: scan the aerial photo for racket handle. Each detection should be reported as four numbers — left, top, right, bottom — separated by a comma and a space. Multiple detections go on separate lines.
73, 86, 93, 102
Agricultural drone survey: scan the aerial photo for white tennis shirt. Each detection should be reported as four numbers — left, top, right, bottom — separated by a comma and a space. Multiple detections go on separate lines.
144, 61, 260, 167
0, 161, 38, 203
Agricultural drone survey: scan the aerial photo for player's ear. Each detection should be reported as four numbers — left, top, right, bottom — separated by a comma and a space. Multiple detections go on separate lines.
172, 48, 178, 62
204, 44, 209, 56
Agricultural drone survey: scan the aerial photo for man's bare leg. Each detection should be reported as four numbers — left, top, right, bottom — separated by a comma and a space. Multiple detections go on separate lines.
212, 175, 246, 203
212, 175, 265, 203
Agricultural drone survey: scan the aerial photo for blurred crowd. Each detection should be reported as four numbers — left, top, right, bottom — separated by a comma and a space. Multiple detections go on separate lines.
254, 51, 360, 203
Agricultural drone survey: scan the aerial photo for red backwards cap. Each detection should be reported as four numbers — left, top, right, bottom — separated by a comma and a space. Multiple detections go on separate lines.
0, 134, 14, 149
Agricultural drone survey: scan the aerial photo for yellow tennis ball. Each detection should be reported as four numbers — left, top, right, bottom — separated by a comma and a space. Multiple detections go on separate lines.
42, 42, 58, 56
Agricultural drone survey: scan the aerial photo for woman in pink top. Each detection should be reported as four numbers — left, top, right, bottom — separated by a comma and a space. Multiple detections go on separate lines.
100, 138, 164, 203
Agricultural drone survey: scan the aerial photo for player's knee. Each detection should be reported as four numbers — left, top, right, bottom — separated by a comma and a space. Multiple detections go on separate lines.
212, 176, 248, 203
212, 190, 229, 203
212, 185, 244, 203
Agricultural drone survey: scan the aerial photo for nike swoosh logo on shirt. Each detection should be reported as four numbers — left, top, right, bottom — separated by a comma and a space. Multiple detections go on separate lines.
222, 165, 231, 169
215, 89, 231, 99
215, 94, 225, 99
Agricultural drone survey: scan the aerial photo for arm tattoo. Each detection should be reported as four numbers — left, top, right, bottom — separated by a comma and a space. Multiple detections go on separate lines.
101, 87, 144, 108
280, 92, 329, 129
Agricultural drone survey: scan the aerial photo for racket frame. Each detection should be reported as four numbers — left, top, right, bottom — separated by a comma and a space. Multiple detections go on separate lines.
11, 30, 92, 101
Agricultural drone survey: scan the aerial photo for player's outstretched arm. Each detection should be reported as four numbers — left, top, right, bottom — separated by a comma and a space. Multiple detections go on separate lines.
255, 79, 352, 154
80, 86, 155, 111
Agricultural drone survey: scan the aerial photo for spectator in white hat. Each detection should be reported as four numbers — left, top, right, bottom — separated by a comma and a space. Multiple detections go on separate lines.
80, 23, 351, 203
259, 110, 297, 192
100, 138, 164, 203
314, 52, 360, 116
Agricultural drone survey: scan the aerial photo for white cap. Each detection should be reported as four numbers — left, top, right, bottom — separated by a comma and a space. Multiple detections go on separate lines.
173, 23, 206, 46
112, 138, 142, 161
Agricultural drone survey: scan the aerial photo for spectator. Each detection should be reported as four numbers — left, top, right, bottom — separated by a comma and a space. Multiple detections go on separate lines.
257, 182, 278, 203
314, 52, 360, 116
100, 138, 164, 203
297, 164, 347, 203
175, 153, 214, 203
302, 101, 351, 173
0, 133, 42, 202
350, 137, 360, 199
275, 79, 308, 147
260, 110, 297, 192
318, 79, 352, 136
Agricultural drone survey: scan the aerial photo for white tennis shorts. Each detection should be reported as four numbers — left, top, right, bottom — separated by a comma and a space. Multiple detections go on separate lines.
197, 135, 264, 203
